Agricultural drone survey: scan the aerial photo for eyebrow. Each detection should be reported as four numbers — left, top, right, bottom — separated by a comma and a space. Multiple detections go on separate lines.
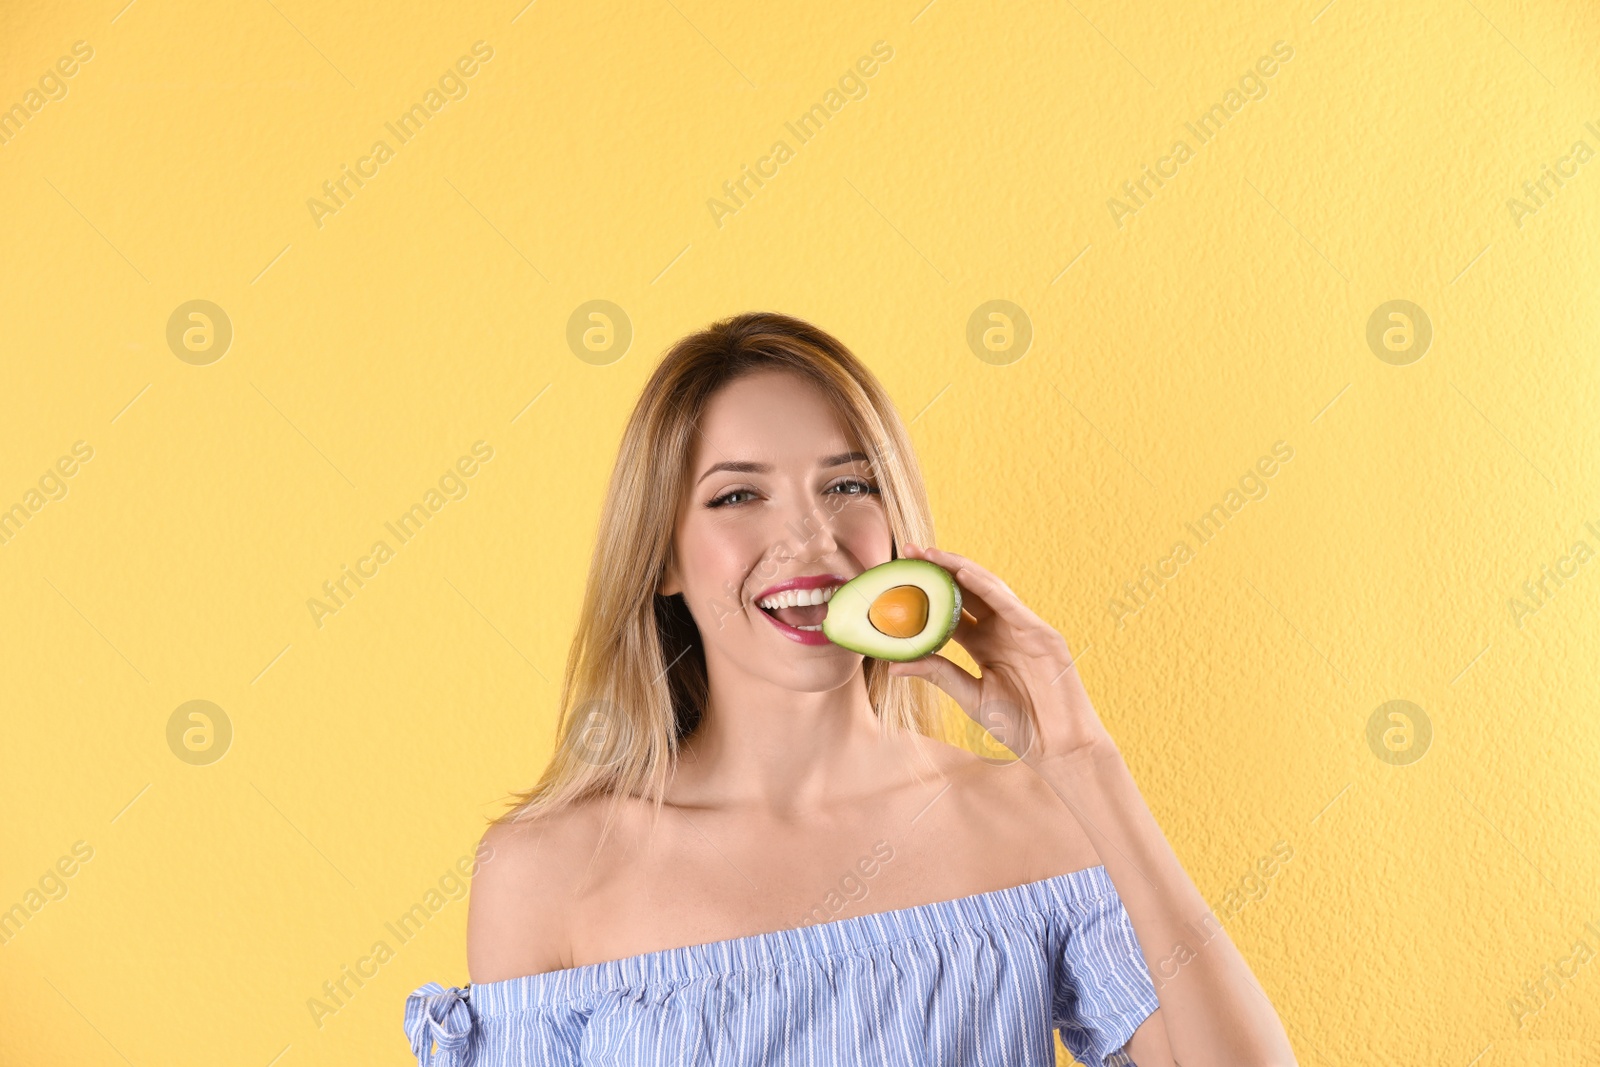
695, 451, 870, 486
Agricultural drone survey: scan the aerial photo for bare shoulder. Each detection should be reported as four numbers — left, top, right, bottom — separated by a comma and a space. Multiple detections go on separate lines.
904, 733, 1102, 879
466, 796, 614, 984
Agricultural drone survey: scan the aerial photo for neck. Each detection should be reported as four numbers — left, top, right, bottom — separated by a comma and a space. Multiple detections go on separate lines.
668, 659, 913, 816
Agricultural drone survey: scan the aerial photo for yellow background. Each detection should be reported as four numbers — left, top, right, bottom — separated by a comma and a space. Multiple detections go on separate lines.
2, 0, 1597, 1063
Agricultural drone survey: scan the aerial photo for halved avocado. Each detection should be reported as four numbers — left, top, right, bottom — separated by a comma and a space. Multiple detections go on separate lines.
821, 558, 962, 661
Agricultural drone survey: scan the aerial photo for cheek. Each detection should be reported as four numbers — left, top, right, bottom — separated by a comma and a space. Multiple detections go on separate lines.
833, 504, 893, 558
680, 515, 765, 589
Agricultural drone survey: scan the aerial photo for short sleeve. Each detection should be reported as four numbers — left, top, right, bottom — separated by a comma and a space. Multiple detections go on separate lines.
404, 983, 477, 1066
405, 980, 589, 1066
1050, 887, 1162, 1067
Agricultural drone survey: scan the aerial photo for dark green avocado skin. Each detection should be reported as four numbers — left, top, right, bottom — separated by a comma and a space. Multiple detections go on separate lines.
820, 558, 962, 661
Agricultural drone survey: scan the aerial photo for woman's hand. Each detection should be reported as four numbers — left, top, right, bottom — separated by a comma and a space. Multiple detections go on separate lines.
886, 543, 1119, 767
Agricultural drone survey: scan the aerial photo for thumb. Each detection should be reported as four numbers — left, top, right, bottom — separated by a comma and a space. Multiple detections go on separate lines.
887, 653, 982, 714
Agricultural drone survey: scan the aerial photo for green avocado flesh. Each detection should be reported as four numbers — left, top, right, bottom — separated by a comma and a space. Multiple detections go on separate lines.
821, 558, 962, 661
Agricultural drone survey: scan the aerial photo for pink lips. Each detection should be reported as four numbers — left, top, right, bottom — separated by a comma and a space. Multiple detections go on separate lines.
754, 573, 847, 647
754, 573, 848, 601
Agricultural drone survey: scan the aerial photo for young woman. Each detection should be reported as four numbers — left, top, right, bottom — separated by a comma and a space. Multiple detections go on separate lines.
404, 312, 1296, 1066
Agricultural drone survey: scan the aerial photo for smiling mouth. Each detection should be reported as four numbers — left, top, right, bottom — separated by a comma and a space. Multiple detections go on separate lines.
755, 585, 840, 631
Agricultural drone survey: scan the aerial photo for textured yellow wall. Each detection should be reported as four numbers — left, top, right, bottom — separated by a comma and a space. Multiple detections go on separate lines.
2, 0, 1597, 1064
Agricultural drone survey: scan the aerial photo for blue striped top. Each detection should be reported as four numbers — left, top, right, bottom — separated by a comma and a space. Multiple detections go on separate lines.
404, 863, 1160, 1067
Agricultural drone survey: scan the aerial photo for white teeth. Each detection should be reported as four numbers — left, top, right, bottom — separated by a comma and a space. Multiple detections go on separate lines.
757, 584, 840, 610
795, 624, 823, 631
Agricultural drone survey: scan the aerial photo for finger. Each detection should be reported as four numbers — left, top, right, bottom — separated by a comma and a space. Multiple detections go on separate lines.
953, 608, 981, 645
905, 543, 1040, 631
901, 543, 999, 621
886, 652, 982, 713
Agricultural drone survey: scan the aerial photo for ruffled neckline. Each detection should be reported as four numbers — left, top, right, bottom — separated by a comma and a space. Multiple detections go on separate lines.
458, 863, 1117, 1016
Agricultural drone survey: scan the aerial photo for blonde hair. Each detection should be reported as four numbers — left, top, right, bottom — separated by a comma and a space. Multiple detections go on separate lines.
494, 311, 945, 840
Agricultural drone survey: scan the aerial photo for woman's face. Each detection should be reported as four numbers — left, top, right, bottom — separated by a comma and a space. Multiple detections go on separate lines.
659, 368, 894, 688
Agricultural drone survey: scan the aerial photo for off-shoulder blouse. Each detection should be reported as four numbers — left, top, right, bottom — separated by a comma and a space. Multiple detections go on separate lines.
405, 863, 1160, 1066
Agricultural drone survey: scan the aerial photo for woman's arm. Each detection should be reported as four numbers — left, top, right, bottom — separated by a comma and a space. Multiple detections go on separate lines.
886, 542, 1296, 1067
1034, 742, 1296, 1066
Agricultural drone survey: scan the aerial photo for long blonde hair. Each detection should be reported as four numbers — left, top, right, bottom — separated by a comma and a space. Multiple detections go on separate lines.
495, 311, 946, 839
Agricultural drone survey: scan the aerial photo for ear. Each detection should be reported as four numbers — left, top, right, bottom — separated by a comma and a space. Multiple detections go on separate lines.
658, 553, 681, 597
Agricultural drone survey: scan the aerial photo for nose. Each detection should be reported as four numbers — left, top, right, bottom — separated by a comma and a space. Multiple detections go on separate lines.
779, 493, 839, 562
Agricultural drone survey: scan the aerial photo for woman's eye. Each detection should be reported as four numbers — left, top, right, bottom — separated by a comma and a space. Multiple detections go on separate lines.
709, 481, 877, 508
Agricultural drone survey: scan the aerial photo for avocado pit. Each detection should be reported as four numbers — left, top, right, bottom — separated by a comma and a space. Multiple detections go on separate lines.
868, 584, 929, 638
